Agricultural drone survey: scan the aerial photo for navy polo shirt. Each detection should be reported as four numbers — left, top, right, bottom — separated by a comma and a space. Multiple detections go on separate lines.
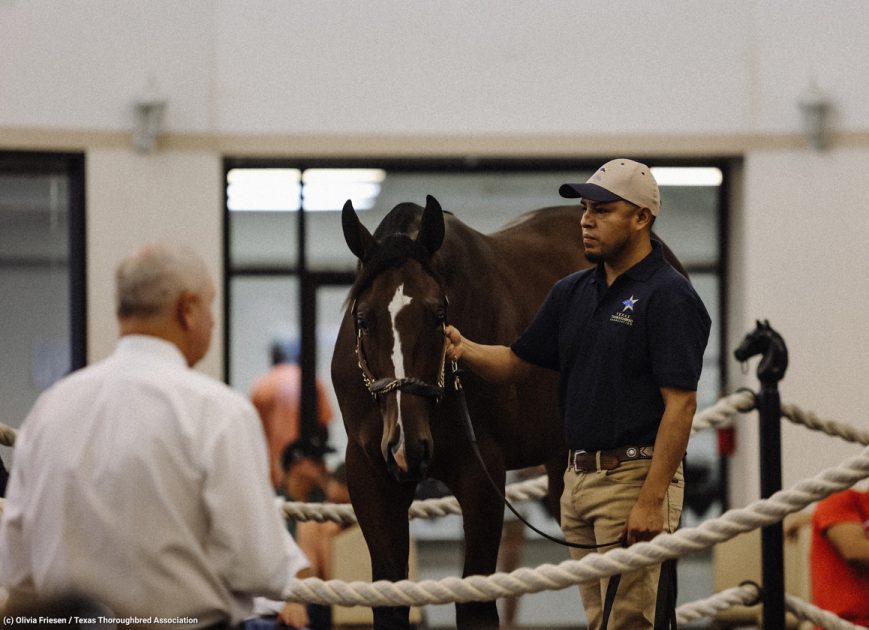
511, 241, 711, 452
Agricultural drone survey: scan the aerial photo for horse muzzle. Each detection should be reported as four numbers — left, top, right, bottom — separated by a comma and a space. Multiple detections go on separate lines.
382, 417, 432, 483
387, 440, 431, 482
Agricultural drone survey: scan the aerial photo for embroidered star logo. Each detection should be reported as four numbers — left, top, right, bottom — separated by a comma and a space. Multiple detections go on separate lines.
622, 295, 639, 312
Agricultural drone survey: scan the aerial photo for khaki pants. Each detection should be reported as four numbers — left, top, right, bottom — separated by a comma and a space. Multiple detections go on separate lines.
560, 458, 684, 630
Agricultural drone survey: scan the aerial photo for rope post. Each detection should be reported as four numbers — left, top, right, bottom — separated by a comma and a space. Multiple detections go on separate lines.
757, 369, 785, 630
734, 320, 789, 630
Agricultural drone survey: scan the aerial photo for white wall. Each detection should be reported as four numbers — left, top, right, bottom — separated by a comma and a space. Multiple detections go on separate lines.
4, 1, 868, 137
86, 149, 224, 375
727, 150, 869, 505
2, 0, 868, 508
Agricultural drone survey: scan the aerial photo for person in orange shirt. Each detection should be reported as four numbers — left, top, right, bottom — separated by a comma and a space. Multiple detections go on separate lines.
810, 485, 869, 628
250, 340, 334, 489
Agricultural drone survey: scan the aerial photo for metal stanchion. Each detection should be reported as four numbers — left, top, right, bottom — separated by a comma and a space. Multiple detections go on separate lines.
734, 320, 789, 630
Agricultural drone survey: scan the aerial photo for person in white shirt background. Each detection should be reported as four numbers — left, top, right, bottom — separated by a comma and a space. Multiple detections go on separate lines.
0, 241, 311, 628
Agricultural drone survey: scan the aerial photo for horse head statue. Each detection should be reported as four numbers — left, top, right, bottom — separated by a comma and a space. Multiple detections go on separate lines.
734, 319, 789, 384
341, 194, 448, 482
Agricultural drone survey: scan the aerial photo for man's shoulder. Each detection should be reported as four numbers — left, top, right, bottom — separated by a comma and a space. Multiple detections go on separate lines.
553, 266, 595, 293
138, 368, 262, 447
647, 263, 705, 302
178, 368, 252, 409
41, 358, 249, 416
652, 260, 693, 285
33, 356, 114, 403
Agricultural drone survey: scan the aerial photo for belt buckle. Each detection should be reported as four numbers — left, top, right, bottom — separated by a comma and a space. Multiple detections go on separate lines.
572, 450, 590, 473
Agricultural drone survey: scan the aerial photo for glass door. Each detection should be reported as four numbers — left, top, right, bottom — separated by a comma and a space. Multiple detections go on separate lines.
0, 151, 86, 475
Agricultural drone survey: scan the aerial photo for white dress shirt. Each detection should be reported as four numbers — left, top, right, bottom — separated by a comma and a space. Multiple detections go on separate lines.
0, 335, 309, 626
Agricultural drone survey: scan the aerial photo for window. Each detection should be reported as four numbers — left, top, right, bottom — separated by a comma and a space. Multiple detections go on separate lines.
0, 152, 86, 468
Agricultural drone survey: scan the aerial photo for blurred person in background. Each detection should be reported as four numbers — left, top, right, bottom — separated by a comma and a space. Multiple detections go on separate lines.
251, 339, 334, 490
295, 463, 353, 630
810, 481, 869, 628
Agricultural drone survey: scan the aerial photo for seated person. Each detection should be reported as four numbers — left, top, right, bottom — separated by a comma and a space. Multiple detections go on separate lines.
280, 436, 335, 505
295, 464, 352, 630
810, 485, 869, 627
250, 463, 348, 629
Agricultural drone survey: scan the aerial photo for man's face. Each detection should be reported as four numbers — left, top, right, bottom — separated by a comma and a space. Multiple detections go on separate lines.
579, 199, 642, 264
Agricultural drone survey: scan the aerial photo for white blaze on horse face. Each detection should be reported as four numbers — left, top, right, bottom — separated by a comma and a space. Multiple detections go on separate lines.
388, 283, 414, 471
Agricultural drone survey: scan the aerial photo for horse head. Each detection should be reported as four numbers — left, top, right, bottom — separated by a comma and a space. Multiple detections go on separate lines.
734, 319, 789, 384
342, 195, 448, 482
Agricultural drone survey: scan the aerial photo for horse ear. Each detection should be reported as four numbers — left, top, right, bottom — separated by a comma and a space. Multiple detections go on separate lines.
416, 194, 445, 256
342, 199, 376, 260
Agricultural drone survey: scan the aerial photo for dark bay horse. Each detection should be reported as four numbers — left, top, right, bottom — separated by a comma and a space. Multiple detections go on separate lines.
331, 195, 685, 629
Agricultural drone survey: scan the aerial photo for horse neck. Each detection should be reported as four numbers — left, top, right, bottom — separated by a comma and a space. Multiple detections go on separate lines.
433, 224, 507, 333
436, 209, 588, 339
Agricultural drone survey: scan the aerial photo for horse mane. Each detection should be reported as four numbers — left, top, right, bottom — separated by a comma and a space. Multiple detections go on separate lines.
347, 203, 449, 303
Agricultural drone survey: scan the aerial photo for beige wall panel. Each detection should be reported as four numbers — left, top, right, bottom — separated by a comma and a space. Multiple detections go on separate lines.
86, 149, 223, 379
728, 148, 869, 506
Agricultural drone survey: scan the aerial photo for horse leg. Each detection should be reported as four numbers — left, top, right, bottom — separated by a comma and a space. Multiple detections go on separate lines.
448, 438, 506, 630
345, 442, 416, 630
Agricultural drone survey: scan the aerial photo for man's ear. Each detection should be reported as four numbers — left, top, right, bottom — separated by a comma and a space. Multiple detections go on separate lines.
176, 292, 196, 330
635, 206, 653, 230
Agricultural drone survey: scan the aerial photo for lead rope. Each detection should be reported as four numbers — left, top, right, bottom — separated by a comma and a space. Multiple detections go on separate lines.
449, 360, 622, 551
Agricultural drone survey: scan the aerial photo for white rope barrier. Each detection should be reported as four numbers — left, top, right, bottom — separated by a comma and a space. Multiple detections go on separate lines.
280, 499, 357, 525
675, 582, 760, 624
281, 474, 550, 524
286, 446, 869, 606
782, 402, 869, 446
690, 389, 756, 435
674, 583, 867, 630
786, 593, 868, 630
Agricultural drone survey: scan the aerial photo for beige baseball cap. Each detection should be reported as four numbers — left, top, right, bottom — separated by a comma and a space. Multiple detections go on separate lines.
559, 158, 661, 215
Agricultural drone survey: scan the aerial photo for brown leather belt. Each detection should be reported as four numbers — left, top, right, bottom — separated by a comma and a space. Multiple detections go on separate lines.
569, 445, 654, 473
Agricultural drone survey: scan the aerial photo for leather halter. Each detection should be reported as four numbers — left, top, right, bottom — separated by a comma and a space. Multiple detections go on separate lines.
351, 298, 449, 403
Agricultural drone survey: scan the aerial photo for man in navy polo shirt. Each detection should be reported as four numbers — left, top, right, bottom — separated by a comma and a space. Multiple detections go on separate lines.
444, 158, 710, 629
